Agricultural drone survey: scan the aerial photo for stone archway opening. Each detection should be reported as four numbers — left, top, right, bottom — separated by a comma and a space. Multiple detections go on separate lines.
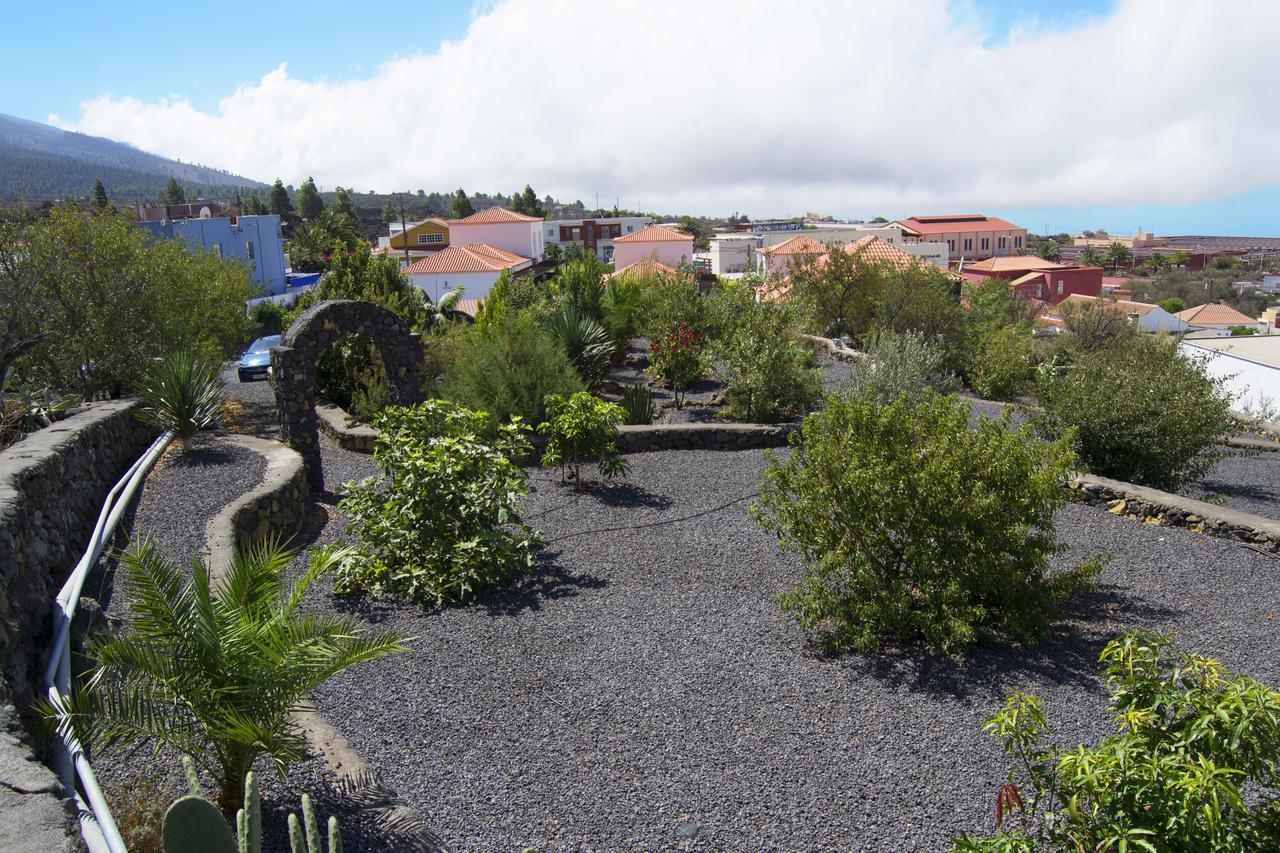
271, 299, 427, 493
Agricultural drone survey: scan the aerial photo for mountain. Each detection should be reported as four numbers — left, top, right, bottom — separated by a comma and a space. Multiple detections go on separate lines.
0, 112, 266, 201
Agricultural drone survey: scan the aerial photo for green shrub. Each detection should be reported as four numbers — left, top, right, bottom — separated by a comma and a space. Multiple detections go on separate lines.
337, 401, 540, 606
443, 313, 585, 429
953, 631, 1280, 851
642, 274, 708, 341
1158, 296, 1187, 314
546, 306, 613, 387
136, 350, 225, 439
538, 392, 629, 484
715, 301, 820, 422
648, 321, 706, 409
621, 382, 653, 425
753, 391, 1091, 654
554, 256, 608, 319
249, 299, 286, 336
969, 324, 1036, 401
1032, 337, 1236, 490
845, 330, 957, 406
600, 275, 650, 357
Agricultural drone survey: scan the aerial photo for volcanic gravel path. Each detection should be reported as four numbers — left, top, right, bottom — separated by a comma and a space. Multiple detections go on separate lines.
1182, 447, 1280, 521
283, 441, 1280, 851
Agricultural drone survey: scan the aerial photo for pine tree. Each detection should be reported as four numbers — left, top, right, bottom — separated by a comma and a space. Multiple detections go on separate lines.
242, 194, 269, 215
163, 177, 186, 205
450, 188, 474, 219
268, 179, 293, 217
92, 178, 108, 210
332, 186, 357, 220
381, 201, 396, 224
296, 177, 324, 220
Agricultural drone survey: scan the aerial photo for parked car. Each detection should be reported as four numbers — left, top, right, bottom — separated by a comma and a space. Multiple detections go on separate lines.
237, 335, 281, 382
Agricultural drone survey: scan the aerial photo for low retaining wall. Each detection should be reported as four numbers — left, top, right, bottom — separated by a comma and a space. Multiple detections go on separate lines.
616, 422, 794, 452
801, 334, 863, 362
1068, 473, 1280, 552
316, 402, 378, 453
204, 435, 310, 571
0, 400, 158, 849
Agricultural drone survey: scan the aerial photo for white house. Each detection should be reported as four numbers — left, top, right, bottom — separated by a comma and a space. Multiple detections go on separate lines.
403, 243, 531, 303
448, 206, 545, 262
1181, 336, 1280, 417
1054, 294, 1190, 333
542, 216, 650, 263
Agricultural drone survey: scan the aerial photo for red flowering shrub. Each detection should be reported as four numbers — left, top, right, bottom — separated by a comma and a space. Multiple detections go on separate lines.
648, 322, 705, 408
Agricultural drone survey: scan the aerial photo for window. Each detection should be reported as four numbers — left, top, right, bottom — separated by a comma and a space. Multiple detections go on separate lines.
417, 233, 443, 244
572, 227, 582, 240
1057, 280, 1064, 296
547, 228, 555, 238
1036, 283, 1043, 298
1015, 235, 1023, 248
998, 236, 1007, 249
981, 237, 989, 250
627, 225, 634, 232
948, 239, 956, 252
963, 238, 973, 252
245, 240, 254, 260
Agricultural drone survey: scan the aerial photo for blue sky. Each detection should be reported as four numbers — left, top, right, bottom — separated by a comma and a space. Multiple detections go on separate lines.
4, 0, 1276, 237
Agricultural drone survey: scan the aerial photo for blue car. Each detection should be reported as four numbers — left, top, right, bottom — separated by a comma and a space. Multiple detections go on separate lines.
237, 334, 281, 382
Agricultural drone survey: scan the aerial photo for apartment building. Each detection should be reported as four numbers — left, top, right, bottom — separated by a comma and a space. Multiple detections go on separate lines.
896, 214, 1027, 260
542, 216, 650, 263
448, 206, 545, 261
137, 214, 287, 296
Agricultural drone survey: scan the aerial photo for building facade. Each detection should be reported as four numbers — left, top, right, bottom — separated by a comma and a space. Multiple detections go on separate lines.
448, 206, 544, 262
403, 243, 531, 303
379, 217, 450, 261
542, 216, 650, 263
137, 214, 287, 296
896, 214, 1027, 260
611, 224, 695, 270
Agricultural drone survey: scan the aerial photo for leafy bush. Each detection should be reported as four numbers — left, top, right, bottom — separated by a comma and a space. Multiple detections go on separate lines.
444, 313, 585, 429
621, 382, 653, 425
954, 631, 1280, 851
715, 301, 820, 422
642, 274, 708, 341
845, 330, 957, 406
599, 275, 650, 357
969, 324, 1036, 401
648, 321, 706, 409
136, 350, 225, 439
249, 299, 285, 336
43, 540, 405, 817
546, 306, 613, 387
0, 379, 78, 449
1032, 337, 1237, 490
753, 391, 1091, 654
1158, 296, 1187, 314
554, 255, 608, 319
538, 392, 629, 484
337, 401, 541, 606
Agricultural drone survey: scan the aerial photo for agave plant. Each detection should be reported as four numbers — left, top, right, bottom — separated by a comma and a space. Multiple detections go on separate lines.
136, 350, 225, 439
42, 540, 408, 816
547, 306, 613, 386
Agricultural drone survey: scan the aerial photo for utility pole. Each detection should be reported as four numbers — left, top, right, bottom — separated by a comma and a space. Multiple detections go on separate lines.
398, 193, 410, 267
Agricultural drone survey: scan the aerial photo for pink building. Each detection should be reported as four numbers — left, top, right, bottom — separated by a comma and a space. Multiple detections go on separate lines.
965, 255, 1102, 305
757, 235, 827, 275
611, 224, 694, 270
448, 206, 545, 261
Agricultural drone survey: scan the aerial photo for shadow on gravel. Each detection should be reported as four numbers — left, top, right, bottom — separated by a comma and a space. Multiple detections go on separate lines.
829, 584, 1179, 702
1196, 479, 1280, 502
574, 480, 674, 510
164, 441, 242, 469
479, 549, 609, 617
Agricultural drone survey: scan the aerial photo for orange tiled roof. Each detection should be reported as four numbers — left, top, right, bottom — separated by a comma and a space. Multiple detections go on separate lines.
403, 243, 529, 274
1059, 294, 1160, 317
895, 214, 1024, 236
454, 298, 482, 317
608, 259, 679, 279
1175, 302, 1257, 326
966, 255, 1068, 274
448, 206, 543, 225
760, 235, 828, 256
613, 224, 693, 243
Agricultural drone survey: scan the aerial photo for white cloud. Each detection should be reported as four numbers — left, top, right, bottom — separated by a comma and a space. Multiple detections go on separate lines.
51, 0, 1280, 218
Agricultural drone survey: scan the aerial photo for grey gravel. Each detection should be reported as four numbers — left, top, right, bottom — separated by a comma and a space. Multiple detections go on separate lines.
1182, 447, 1280, 520
286, 443, 1280, 851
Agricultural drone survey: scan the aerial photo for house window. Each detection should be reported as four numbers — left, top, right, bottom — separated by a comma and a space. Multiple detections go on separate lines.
963, 238, 973, 252
981, 237, 989, 250
626, 225, 633, 232
1057, 280, 1064, 296
998, 236, 1007, 249
1016, 235, 1023, 248
547, 228, 555, 238
948, 239, 955, 252
417, 233, 443, 244
1037, 283, 1043, 298
245, 240, 254, 260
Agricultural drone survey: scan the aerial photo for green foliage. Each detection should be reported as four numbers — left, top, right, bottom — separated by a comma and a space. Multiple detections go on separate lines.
787, 248, 882, 338
753, 391, 1089, 654
249, 300, 285, 336
970, 324, 1036, 401
546, 306, 613, 387
1104, 241, 1132, 270
163, 177, 186, 205
648, 321, 706, 409
0, 377, 78, 449
715, 300, 820, 423
538, 392, 629, 483
241, 194, 269, 216
1033, 337, 1237, 490
268, 179, 293, 217
845, 330, 957, 406
450, 187, 475, 219
330, 186, 357, 221
444, 313, 585, 428
1158, 296, 1187, 314
337, 401, 540, 606
40, 541, 405, 817
295, 177, 324, 220
92, 177, 108, 210
1037, 240, 1060, 262
621, 382, 653, 425
136, 350, 226, 439
554, 256, 608, 318
1078, 245, 1103, 267
599, 275, 650, 357
953, 631, 1280, 851
1228, 324, 1258, 336
641, 273, 708, 341
510, 184, 545, 217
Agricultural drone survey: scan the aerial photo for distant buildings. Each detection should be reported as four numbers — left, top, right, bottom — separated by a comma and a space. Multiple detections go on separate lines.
541, 216, 650, 263
137, 214, 287, 296
758, 236, 950, 303
379, 217, 450, 262
895, 214, 1027, 261
448, 206, 545, 261
1041, 295, 1189, 334
707, 222, 949, 276
963, 255, 1102, 304
611, 224, 695, 270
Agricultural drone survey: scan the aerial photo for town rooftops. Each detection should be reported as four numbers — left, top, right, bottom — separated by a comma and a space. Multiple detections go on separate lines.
613, 224, 693, 243
895, 214, 1024, 236
1059, 294, 1161, 317
1175, 302, 1258, 326
758, 236, 948, 303
608, 259, 680, 279
759, 235, 828, 256
448, 206, 543, 225
966, 255, 1070, 274
403, 243, 529, 274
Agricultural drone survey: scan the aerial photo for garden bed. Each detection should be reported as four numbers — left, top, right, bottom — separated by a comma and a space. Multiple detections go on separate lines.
1180, 446, 1280, 522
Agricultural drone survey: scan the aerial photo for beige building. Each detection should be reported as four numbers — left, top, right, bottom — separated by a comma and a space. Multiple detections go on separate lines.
894, 214, 1027, 261
1072, 229, 1164, 249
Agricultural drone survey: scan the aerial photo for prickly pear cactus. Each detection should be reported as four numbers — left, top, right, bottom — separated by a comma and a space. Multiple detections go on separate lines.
162, 795, 237, 853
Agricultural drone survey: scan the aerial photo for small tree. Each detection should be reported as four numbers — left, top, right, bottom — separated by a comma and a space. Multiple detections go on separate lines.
954, 631, 1280, 851
1158, 296, 1187, 314
241, 194, 269, 215
91, 178, 108, 210
295, 176, 324, 220
162, 177, 186, 205
1104, 241, 1132, 271
1037, 240, 1061, 262
268, 179, 293, 217
331, 186, 357, 220
538, 392, 628, 484
846, 329, 956, 405
648, 321, 706, 409
969, 324, 1036, 401
337, 401, 540, 606
716, 301, 820, 422
753, 391, 1091, 654
1078, 245, 1103, 267
381, 201, 395, 224
450, 188, 475, 219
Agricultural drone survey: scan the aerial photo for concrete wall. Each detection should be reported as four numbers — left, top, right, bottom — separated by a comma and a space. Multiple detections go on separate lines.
449, 221, 543, 261
408, 268, 510, 302
1181, 340, 1280, 417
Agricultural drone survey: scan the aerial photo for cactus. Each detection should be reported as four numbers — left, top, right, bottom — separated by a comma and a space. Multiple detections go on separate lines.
166, 757, 343, 853
622, 382, 653, 425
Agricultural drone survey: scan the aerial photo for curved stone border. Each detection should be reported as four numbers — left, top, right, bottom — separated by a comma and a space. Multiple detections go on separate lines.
203, 434, 310, 570
316, 402, 378, 453
1068, 472, 1280, 552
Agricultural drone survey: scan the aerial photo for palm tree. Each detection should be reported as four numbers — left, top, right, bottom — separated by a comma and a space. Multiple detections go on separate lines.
47, 540, 406, 816
1039, 240, 1062, 262
425, 283, 466, 328
1104, 241, 1132, 271
1078, 245, 1103, 267
286, 221, 334, 273
1146, 253, 1171, 275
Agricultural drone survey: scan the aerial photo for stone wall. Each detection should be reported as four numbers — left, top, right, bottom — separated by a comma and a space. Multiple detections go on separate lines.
800, 334, 863, 362
0, 400, 157, 850
615, 423, 794, 452
1068, 473, 1280, 552
316, 402, 378, 453
204, 435, 311, 570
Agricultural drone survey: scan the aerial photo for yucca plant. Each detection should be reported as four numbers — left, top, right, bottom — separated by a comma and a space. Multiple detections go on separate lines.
41, 540, 408, 817
136, 350, 225, 439
546, 306, 613, 387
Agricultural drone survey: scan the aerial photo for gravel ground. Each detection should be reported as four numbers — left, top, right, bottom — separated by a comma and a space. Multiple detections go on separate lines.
1182, 447, 1280, 520
281, 442, 1280, 851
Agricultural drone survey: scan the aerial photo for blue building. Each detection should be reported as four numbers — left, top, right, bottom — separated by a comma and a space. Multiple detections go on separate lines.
138, 214, 287, 296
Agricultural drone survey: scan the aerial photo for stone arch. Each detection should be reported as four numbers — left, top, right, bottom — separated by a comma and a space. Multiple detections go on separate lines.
271, 300, 426, 492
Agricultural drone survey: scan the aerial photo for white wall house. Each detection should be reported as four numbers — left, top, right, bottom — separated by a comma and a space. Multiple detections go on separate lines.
448, 206, 544, 262
709, 233, 762, 274
404, 243, 531, 303
1181, 337, 1280, 417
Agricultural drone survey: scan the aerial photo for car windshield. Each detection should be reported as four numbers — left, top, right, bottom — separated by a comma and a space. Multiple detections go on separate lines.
249, 335, 282, 353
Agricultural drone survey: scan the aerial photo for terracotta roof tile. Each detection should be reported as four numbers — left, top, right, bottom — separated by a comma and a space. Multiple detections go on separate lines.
966, 255, 1068, 273
760, 235, 828, 256
403, 243, 530, 274
895, 214, 1024, 235
1174, 302, 1257, 326
448, 206, 543, 225
607, 259, 679, 279
1059, 294, 1160, 316
613, 224, 693, 244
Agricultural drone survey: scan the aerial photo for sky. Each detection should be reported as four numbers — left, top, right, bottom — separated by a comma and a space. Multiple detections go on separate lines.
4, 0, 1277, 236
